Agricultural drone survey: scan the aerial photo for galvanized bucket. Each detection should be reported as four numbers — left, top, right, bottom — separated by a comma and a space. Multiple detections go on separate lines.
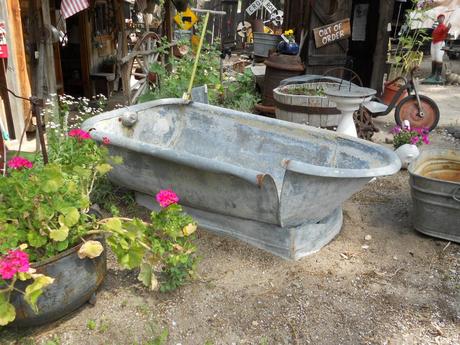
253, 33, 282, 58
408, 149, 460, 243
10, 237, 107, 327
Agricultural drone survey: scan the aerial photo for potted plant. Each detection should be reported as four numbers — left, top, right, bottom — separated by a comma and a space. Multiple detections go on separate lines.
278, 29, 299, 55
273, 82, 341, 128
0, 130, 112, 327
391, 120, 430, 169
0, 129, 198, 327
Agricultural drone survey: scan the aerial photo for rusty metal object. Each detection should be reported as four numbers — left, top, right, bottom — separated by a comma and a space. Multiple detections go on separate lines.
354, 107, 379, 141
11, 237, 107, 327
257, 53, 304, 116
409, 149, 460, 243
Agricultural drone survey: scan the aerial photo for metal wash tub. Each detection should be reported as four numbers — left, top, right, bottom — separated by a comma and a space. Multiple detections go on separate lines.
409, 149, 460, 243
83, 99, 400, 259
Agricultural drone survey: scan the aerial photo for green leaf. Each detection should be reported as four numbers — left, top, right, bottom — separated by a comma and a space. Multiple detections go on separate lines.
64, 208, 80, 227
0, 293, 16, 326
56, 239, 69, 252
78, 240, 104, 259
137, 262, 158, 290
79, 196, 90, 209
104, 218, 122, 232
119, 246, 144, 269
96, 163, 112, 175
27, 231, 48, 248
42, 180, 59, 193
24, 274, 54, 313
49, 225, 69, 242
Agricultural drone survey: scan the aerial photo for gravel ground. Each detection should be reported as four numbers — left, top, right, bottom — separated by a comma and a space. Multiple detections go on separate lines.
1, 108, 459, 345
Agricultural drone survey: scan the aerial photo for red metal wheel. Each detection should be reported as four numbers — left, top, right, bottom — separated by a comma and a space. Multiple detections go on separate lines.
394, 95, 440, 131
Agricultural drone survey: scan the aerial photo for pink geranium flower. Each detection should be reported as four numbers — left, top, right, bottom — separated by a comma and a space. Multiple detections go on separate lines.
68, 129, 91, 140
156, 189, 179, 208
0, 250, 30, 280
7, 156, 33, 170
410, 136, 420, 145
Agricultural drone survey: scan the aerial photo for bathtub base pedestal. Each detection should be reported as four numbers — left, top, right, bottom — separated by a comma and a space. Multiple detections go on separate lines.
136, 192, 343, 260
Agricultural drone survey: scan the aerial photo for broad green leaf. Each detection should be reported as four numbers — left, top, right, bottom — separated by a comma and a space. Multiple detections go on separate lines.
64, 208, 80, 227
42, 180, 60, 193
78, 240, 104, 259
24, 275, 54, 313
56, 239, 69, 252
73, 166, 91, 179
0, 293, 16, 326
49, 225, 69, 242
58, 215, 66, 227
104, 218, 122, 232
96, 163, 112, 175
119, 246, 144, 269
137, 262, 158, 290
79, 196, 90, 209
27, 231, 48, 248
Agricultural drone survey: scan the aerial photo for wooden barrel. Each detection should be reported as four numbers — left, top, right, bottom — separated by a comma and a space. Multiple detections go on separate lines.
273, 82, 341, 128
255, 53, 305, 117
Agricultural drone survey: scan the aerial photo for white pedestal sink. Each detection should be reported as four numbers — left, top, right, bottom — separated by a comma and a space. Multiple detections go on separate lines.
324, 85, 376, 137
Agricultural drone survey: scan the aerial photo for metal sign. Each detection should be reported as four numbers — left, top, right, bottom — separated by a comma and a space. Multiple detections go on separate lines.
0, 22, 8, 59
174, 7, 198, 31
246, 0, 277, 16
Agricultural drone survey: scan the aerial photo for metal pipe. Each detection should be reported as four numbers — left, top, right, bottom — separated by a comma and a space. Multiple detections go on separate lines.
185, 11, 210, 99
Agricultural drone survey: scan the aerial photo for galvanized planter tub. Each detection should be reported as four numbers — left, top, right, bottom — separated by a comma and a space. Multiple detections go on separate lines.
83, 99, 401, 260
253, 33, 282, 58
10, 237, 107, 327
273, 82, 341, 128
408, 149, 460, 242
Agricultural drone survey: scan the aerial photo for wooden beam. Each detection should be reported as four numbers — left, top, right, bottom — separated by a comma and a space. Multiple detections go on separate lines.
370, 0, 395, 92
79, 10, 92, 98
41, 0, 57, 95
0, 0, 26, 139
8, 0, 32, 121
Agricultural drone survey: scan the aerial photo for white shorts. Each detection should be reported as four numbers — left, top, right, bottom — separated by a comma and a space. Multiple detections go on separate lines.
431, 41, 445, 62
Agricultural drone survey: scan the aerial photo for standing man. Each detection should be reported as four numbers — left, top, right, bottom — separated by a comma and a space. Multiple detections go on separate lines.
429, 14, 451, 82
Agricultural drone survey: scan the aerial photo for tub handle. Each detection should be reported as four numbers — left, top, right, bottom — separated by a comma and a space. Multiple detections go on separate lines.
453, 187, 460, 202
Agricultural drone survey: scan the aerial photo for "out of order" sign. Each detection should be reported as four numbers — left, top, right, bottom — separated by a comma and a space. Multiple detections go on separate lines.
313, 18, 351, 48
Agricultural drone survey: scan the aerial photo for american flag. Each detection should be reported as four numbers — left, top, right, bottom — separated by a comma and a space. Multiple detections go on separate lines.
60, 0, 90, 19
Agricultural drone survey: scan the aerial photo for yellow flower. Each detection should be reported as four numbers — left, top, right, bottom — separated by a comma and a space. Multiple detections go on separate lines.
182, 223, 197, 236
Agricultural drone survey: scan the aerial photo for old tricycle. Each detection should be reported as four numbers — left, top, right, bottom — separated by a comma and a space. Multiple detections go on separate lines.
362, 68, 440, 131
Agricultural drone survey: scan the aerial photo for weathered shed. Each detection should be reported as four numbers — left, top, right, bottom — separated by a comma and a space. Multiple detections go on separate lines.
283, 0, 395, 91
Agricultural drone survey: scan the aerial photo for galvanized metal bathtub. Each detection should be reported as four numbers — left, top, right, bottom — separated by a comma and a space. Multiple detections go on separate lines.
83, 99, 401, 259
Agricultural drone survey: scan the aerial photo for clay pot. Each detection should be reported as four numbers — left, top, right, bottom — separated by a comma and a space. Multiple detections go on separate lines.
382, 81, 408, 106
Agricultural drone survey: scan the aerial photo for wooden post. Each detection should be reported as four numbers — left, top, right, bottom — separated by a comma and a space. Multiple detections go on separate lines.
370, 0, 395, 92
8, 0, 32, 125
0, 1, 27, 139
164, 0, 174, 59
41, 0, 57, 95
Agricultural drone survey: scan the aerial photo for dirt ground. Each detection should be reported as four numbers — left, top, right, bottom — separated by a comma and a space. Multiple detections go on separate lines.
1, 125, 459, 345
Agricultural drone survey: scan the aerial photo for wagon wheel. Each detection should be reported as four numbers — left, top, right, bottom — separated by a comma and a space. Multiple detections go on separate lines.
122, 32, 162, 105
354, 107, 379, 141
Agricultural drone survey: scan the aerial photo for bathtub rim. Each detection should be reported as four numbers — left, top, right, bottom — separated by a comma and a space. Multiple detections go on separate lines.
82, 98, 401, 179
